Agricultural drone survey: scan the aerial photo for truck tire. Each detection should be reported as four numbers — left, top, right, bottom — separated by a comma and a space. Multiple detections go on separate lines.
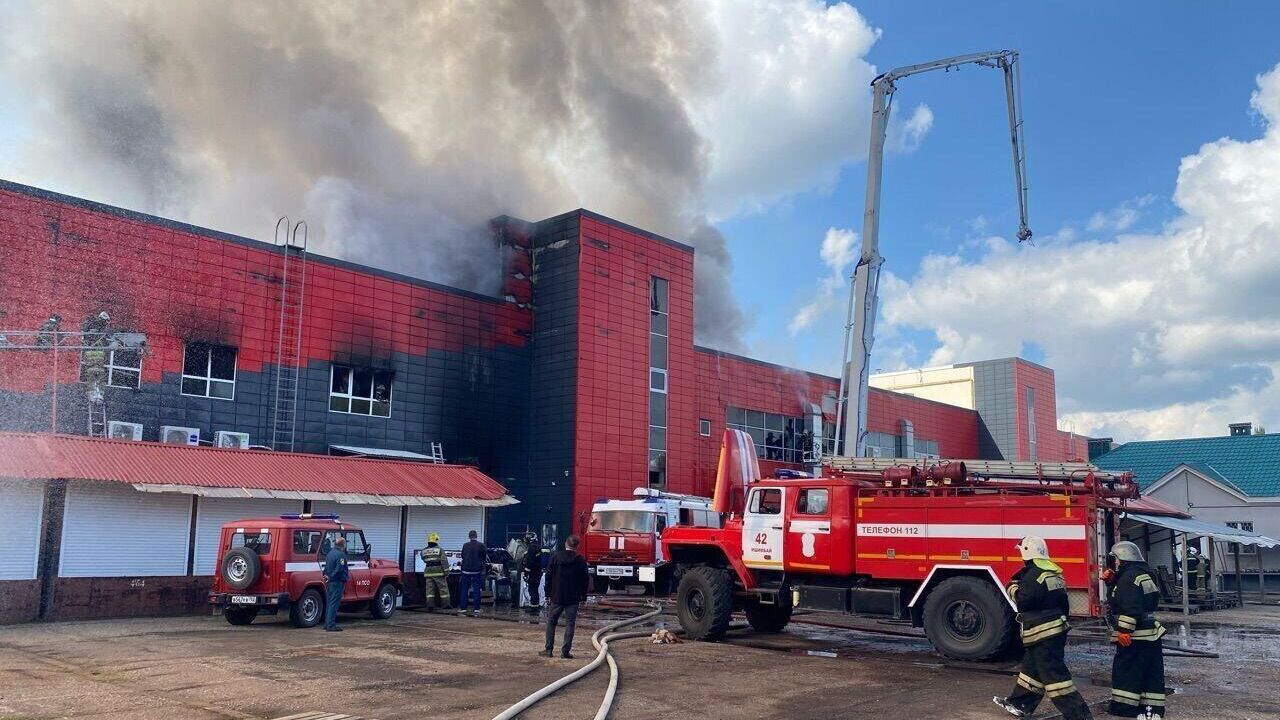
676, 566, 734, 640
921, 576, 1015, 661
223, 606, 258, 626
291, 587, 324, 628
220, 547, 261, 591
743, 597, 793, 633
370, 582, 397, 619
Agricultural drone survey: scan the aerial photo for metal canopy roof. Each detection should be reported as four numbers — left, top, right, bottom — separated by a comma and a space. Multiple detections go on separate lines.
0, 432, 517, 507
1124, 512, 1279, 547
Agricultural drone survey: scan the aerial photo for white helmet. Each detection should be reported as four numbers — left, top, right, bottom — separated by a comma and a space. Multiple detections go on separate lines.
1110, 541, 1144, 563
1015, 536, 1050, 561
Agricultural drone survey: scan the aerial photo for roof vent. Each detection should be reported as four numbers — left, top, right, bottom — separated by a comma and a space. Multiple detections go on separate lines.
1229, 422, 1253, 437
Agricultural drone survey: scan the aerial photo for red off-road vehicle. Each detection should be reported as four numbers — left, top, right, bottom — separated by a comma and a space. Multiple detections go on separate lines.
208, 513, 403, 627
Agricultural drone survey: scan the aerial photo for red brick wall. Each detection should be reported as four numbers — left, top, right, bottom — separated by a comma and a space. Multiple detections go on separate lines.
1012, 359, 1081, 461
572, 216, 697, 527
0, 185, 530, 395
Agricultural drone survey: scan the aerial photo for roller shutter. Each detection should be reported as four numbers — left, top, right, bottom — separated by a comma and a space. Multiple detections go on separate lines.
312, 502, 402, 562
193, 497, 303, 576
60, 482, 190, 577
404, 506, 485, 567
0, 480, 44, 580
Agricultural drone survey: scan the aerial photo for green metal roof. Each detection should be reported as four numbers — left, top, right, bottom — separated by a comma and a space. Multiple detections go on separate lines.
1093, 433, 1280, 497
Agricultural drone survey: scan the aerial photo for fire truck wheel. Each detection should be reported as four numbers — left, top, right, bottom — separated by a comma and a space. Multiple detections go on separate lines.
370, 582, 397, 619
921, 576, 1014, 661
676, 566, 734, 640
743, 598, 792, 633
220, 547, 261, 591
223, 606, 257, 626
291, 588, 324, 628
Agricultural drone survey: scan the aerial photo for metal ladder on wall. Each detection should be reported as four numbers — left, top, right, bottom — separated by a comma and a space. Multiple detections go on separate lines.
427, 442, 445, 464
270, 218, 308, 452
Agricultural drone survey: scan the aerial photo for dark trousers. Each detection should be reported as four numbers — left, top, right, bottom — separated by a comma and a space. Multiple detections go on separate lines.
461, 572, 483, 611
1110, 639, 1166, 716
1005, 633, 1093, 720
527, 568, 542, 606
423, 575, 451, 609
324, 581, 345, 629
545, 603, 579, 656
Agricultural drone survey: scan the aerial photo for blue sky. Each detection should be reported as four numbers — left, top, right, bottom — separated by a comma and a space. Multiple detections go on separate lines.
728, 1, 1280, 379
3, 1, 1280, 440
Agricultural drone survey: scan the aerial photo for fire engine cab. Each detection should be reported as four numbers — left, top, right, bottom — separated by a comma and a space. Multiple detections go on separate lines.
584, 488, 719, 593
662, 431, 1136, 660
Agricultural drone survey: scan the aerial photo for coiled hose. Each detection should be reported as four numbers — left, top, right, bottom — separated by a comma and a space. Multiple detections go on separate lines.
490, 605, 662, 720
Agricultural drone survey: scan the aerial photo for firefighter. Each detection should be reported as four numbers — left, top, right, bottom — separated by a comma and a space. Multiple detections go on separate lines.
80, 312, 111, 389
993, 536, 1093, 720
419, 533, 451, 612
1106, 541, 1166, 719
522, 531, 543, 612
36, 314, 61, 347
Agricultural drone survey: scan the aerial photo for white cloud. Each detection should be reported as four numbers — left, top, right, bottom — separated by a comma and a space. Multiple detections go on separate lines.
696, 1, 883, 219
888, 103, 934, 153
1085, 194, 1156, 233
880, 62, 1280, 442
790, 227, 857, 334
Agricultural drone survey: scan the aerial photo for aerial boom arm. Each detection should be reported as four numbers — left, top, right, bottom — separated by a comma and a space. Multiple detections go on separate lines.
836, 50, 1031, 458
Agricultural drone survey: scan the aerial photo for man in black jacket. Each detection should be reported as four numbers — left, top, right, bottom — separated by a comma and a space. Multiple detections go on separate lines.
1106, 541, 1166, 719
541, 535, 590, 659
322, 534, 349, 632
993, 536, 1093, 719
460, 530, 487, 617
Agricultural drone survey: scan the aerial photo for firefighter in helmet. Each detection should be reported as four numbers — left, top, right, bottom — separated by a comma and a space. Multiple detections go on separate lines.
420, 532, 451, 612
993, 536, 1093, 720
1105, 541, 1166, 719
80, 312, 111, 389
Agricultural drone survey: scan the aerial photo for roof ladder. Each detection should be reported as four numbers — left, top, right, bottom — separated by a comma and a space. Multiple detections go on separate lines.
270, 218, 308, 452
427, 442, 445, 464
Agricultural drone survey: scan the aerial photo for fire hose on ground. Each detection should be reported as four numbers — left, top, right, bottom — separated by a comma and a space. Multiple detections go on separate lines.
490, 605, 663, 720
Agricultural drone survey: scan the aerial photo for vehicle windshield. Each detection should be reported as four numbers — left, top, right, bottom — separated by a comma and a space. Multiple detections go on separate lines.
589, 510, 656, 533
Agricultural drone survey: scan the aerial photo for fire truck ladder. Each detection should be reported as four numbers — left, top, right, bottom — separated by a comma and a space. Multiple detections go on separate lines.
825, 456, 1135, 493
270, 218, 308, 453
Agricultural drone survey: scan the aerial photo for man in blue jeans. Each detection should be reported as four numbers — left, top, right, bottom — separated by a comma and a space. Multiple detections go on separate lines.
459, 530, 487, 616
323, 534, 348, 631
542, 534, 589, 659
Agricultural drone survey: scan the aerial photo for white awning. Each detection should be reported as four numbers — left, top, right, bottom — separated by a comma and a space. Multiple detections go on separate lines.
129, 483, 518, 508
1124, 512, 1280, 547
329, 444, 433, 460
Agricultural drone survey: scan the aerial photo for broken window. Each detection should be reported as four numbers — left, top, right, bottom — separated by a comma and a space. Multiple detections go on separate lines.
329, 365, 393, 417
79, 347, 142, 389
180, 342, 236, 399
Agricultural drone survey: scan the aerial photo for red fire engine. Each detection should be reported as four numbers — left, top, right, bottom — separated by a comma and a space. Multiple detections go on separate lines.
584, 487, 719, 594
662, 431, 1136, 660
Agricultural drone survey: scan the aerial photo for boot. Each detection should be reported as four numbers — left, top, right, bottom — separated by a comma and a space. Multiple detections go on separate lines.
991, 697, 1028, 718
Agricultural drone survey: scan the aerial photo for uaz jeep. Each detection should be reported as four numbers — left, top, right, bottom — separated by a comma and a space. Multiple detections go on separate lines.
208, 513, 402, 627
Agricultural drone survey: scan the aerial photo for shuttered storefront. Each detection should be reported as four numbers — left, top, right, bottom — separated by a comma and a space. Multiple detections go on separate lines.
0, 480, 44, 581
60, 481, 191, 577
311, 501, 403, 562
192, 497, 304, 576
404, 506, 485, 567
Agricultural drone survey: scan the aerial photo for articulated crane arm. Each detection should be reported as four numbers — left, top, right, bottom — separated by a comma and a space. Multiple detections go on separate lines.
835, 50, 1031, 459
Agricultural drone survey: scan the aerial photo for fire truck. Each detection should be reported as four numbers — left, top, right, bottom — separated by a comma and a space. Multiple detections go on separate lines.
662, 434, 1137, 660
584, 487, 719, 593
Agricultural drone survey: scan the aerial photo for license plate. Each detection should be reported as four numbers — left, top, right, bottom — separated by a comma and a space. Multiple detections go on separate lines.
597, 566, 633, 578
230, 595, 259, 605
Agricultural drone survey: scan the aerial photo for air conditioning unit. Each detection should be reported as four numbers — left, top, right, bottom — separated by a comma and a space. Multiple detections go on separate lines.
107, 421, 143, 441
160, 426, 200, 446
214, 431, 250, 449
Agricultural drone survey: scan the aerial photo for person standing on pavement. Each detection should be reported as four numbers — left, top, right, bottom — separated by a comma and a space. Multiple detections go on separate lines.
541, 534, 589, 659
993, 536, 1093, 720
323, 534, 349, 632
460, 530, 487, 617
1105, 541, 1167, 719
419, 533, 451, 612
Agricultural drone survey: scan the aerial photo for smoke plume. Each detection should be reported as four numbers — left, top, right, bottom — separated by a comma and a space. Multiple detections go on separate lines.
2, 1, 884, 351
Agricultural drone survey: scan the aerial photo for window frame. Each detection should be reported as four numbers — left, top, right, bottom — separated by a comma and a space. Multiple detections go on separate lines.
699, 419, 712, 437
329, 365, 394, 418
796, 488, 830, 516
80, 346, 143, 390
1226, 521, 1257, 556
180, 342, 237, 400
748, 488, 782, 515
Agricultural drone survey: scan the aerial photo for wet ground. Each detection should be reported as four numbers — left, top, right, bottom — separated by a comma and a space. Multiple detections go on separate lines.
0, 601, 1277, 720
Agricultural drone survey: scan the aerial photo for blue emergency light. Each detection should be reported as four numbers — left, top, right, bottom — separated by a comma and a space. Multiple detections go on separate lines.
280, 513, 341, 521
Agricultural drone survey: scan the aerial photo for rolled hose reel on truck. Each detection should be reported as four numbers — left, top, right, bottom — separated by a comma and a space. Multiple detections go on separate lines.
665, 441, 1136, 660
